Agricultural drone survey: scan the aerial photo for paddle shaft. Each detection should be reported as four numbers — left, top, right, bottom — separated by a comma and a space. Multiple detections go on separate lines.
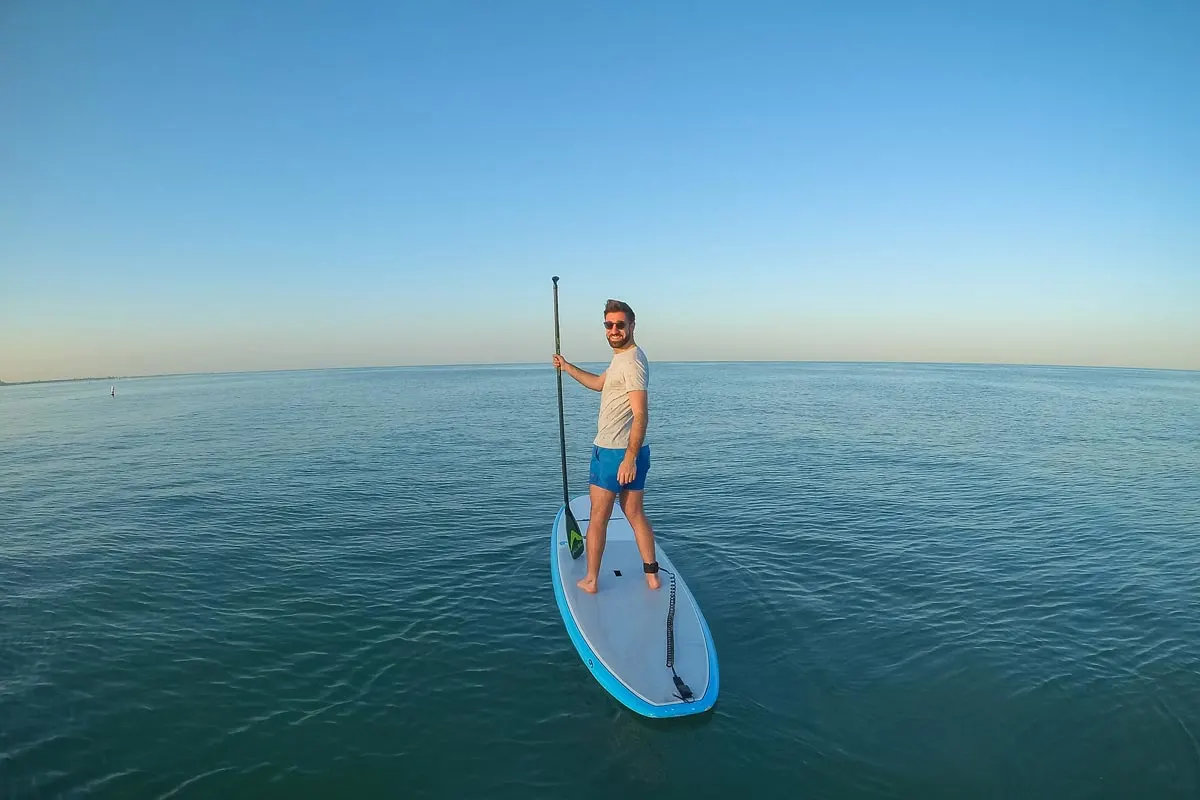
552, 277, 570, 507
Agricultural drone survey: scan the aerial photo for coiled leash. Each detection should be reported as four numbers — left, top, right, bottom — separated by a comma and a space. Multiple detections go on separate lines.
644, 560, 695, 702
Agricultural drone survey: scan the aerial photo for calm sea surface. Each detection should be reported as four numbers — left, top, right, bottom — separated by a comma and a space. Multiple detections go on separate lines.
2, 362, 1199, 798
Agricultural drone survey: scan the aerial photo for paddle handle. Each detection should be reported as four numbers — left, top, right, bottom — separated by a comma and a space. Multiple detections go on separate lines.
552, 277, 571, 507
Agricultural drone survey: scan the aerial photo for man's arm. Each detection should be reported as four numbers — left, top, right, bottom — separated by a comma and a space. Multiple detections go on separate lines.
553, 356, 606, 392
618, 390, 648, 483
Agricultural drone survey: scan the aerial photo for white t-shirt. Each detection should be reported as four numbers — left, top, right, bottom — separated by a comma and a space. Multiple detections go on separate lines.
594, 346, 649, 449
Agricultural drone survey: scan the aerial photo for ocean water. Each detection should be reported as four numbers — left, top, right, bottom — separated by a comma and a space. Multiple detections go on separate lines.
2, 362, 1199, 799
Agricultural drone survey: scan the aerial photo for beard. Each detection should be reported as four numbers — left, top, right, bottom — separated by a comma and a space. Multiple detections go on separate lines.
606, 331, 628, 349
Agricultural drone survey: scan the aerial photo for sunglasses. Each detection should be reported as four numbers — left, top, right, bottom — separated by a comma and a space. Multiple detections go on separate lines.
603, 320, 628, 330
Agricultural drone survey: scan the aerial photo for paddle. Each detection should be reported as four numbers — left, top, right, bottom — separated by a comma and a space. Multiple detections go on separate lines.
552, 276, 585, 559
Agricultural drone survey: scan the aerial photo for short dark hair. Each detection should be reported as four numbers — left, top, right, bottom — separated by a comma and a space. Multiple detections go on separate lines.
604, 299, 635, 325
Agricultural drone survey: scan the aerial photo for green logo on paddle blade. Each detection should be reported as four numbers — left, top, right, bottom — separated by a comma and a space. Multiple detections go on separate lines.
568, 528, 584, 559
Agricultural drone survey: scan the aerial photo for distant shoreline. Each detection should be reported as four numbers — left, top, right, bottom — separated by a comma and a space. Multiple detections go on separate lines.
0, 376, 128, 387
3, 359, 1198, 387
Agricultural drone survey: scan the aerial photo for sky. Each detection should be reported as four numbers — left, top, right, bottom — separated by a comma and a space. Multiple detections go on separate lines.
2, 0, 1197, 382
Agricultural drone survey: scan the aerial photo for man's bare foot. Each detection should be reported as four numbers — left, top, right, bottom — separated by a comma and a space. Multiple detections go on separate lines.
645, 572, 661, 590
577, 576, 598, 594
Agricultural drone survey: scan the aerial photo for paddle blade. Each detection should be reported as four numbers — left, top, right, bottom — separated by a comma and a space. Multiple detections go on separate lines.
565, 506, 585, 559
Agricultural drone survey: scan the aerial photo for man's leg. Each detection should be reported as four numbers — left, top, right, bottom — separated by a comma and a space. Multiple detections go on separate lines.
619, 488, 660, 590
578, 483, 616, 594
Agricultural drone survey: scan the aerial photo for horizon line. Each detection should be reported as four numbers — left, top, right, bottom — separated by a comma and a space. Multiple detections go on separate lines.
3, 357, 1198, 386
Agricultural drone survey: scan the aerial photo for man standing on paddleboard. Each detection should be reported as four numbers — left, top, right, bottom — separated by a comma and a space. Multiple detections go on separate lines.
552, 299, 660, 594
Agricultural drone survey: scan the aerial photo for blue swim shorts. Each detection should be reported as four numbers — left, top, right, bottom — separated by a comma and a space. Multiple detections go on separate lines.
589, 444, 650, 493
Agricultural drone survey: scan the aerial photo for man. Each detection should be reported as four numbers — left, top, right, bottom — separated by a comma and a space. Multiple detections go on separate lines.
552, 299, 660, 594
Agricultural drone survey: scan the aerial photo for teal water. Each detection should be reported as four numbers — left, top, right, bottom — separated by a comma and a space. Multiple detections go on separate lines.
2, 362, 1199, 798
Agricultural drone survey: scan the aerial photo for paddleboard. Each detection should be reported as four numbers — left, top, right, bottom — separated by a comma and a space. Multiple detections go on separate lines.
551, 494, 719, 718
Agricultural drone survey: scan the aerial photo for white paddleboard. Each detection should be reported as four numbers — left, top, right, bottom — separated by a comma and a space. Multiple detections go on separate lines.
551, 494, 719, 718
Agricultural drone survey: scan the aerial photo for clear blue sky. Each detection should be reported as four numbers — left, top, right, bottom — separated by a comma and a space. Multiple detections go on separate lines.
2, 0, 1197, 381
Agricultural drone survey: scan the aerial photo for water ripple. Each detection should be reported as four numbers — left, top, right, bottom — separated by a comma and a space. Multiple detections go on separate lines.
2, 364, 1199, 797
